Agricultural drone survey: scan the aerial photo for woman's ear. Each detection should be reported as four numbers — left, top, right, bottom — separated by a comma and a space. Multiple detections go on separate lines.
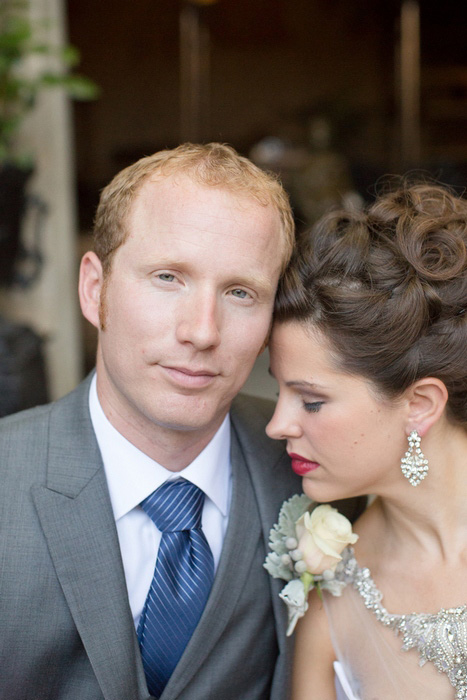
405, 377, 449, 437
78, 252, 104, 330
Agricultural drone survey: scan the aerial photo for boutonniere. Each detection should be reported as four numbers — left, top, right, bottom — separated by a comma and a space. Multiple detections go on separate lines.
264, 494, 359, 635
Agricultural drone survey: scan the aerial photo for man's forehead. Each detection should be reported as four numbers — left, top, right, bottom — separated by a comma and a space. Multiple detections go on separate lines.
122, 172, 284, 267
131, 171, 271, 216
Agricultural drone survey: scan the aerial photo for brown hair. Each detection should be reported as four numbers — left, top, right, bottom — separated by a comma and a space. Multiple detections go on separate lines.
93, 142, 295, 277
276, 182, 467, 425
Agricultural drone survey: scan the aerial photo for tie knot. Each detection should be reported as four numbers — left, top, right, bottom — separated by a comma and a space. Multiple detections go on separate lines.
141, 478, 205, 533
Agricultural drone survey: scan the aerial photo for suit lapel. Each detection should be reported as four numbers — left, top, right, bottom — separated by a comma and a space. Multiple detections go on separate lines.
31, 384, 299, 699
160, 423, 260, 699
31, 378, 148, 700
161, 396, 301, 699
227, 396, 301, 654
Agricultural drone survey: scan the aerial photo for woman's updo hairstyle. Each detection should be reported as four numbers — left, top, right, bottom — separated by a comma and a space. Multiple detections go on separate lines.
276, 181, 467, 426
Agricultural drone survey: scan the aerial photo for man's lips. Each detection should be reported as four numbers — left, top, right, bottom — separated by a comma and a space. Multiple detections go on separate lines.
165, 366, 217, 376
161, 365, 219, 388
288, 452, 320, 476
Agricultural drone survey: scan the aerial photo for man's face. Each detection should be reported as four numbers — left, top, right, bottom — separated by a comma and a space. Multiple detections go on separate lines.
81, 175, 283, 448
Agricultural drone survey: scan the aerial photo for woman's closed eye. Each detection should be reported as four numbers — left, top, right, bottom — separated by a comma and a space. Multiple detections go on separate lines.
303, 401, 324, 413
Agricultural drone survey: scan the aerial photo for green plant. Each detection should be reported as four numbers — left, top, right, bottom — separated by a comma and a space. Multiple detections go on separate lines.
0, 1, 99, 166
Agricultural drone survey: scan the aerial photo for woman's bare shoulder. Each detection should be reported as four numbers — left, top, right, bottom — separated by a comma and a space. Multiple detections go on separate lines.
292, 589, 337, 700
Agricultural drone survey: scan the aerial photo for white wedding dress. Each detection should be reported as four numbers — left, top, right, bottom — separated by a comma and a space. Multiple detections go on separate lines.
324, 548, 467, 699
334, 660, 359, 700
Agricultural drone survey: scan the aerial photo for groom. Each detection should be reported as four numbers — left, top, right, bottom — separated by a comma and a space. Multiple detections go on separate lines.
0, 142, 363, 700
0, 143, 300, 700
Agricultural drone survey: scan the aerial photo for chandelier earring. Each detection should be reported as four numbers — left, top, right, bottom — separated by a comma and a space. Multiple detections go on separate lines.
400, 430, 429, 486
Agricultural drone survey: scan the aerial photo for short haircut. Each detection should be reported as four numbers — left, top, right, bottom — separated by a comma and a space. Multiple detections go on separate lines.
93, 142, 295, 277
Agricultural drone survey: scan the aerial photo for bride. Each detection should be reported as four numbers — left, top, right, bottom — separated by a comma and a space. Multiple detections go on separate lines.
265, 182, 467, 699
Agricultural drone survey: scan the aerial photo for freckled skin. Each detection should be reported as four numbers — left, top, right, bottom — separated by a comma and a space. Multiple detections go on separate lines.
80, 175, 284, 468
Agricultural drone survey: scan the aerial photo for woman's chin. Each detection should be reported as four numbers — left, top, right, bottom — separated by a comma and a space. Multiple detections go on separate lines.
302, 478, 327, 502
302, 478, 349, 504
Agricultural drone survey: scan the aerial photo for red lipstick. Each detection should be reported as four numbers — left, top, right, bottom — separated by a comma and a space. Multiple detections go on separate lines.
288, 452, 320, 476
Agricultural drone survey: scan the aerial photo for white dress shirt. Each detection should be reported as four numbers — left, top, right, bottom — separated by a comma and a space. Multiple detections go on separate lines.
89, 375, 232, 628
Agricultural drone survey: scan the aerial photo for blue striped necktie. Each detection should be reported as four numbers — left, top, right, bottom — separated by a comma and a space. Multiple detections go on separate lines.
137, 478, 214, 698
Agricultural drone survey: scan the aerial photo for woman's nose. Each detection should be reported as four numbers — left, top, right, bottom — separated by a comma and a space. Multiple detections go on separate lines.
266, 399, 302, 441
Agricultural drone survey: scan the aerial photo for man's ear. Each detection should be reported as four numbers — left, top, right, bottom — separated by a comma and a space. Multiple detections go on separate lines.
405, 377, 449, 437
79, 252, 104, 330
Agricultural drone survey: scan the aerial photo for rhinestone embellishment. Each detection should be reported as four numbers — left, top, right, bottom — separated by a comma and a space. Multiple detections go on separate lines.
337, 549, 467, 698
401, 430, 429, 486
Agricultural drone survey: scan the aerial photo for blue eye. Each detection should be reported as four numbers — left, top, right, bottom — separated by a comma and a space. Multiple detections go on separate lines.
231, 289, 249, 299
158, 273, 175, 282
303, 401, 324, 413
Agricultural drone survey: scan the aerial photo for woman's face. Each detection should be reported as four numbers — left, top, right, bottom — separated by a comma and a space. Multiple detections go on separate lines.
266, 321, 409, 501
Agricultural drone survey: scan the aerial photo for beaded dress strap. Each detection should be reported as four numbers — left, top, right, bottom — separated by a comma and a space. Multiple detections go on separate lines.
334, 548, 467, 699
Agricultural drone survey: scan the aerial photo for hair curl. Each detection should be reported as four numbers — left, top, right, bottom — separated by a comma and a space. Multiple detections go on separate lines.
93, 142, 294, 277
276, 182, 467, 426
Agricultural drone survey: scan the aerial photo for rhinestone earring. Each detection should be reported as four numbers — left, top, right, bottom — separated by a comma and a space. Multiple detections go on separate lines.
400, 430, 429, 486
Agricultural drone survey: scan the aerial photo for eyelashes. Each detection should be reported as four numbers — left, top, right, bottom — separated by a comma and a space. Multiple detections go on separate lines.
303, 401, 324, 413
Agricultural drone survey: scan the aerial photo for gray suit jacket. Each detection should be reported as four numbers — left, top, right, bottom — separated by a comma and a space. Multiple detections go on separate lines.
0, 375, 305, 700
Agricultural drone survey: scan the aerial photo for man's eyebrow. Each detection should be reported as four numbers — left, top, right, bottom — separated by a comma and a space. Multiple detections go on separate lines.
231, 273, 275, 293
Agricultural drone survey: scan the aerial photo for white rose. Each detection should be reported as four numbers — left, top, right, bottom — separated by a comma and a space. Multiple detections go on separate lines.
295, 504, 358, 575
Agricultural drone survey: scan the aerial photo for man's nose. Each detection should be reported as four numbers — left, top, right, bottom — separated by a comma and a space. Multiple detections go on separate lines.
176, 290, 221, 350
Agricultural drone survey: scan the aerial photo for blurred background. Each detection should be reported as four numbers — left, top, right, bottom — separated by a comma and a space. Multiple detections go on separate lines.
1, 0, 466, 413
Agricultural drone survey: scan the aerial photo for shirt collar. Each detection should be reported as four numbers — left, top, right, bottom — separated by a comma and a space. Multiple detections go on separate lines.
89, 375, 231, 521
